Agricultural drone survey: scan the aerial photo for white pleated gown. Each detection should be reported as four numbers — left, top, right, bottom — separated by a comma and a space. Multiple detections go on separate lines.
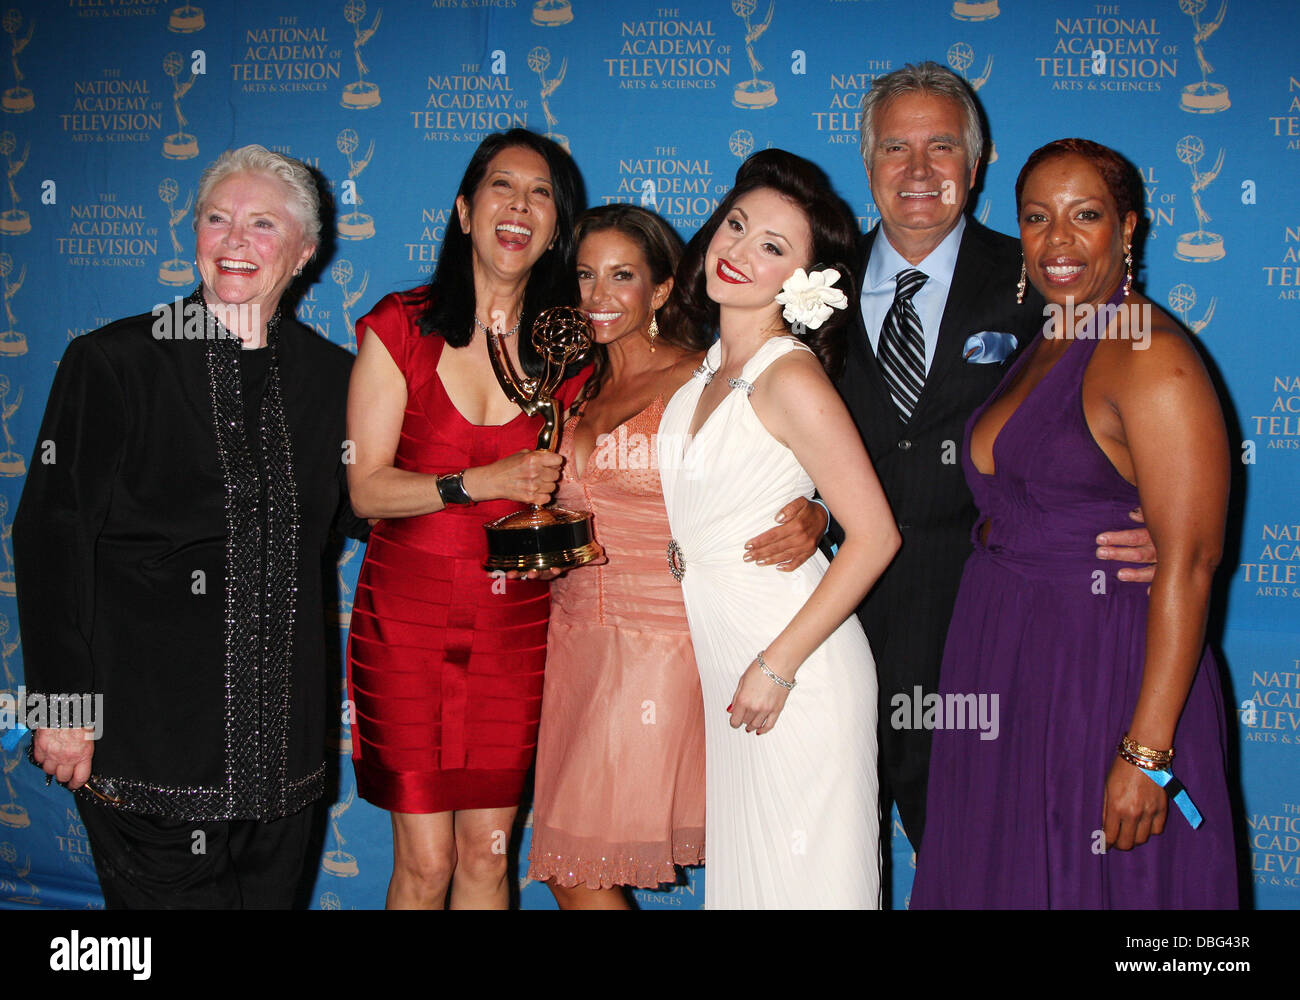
658, 336, 879, 909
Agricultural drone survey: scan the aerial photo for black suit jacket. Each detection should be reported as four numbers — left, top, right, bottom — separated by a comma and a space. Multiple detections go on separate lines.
15, 306, 368, 821
834, 218, 1043, 831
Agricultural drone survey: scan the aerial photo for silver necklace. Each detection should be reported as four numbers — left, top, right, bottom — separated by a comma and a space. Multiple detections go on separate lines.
474, 315, 521, 338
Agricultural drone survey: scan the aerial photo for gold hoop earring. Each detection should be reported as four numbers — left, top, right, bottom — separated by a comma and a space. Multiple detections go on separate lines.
1015, 256, 1026, 305
648, 313, 659, 353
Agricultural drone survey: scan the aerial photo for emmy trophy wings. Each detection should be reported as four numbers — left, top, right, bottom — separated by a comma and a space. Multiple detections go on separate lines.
540, 57, 567, 100
357, 9, 383, 47
746, 0, 774, 44
351, 139, 375, 178
1191, 148, 1224, 194
1194, 1, 1227, 46
5, 141, 26, 182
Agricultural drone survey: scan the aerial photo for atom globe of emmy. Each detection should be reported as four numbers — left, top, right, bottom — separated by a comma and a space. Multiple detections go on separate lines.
482, 306, 601, 572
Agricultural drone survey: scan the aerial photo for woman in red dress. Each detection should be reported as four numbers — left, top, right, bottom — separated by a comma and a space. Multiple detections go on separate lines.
345, 130, 587, 909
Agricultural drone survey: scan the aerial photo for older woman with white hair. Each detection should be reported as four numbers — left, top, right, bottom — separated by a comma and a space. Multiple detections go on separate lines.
15, 144, 367, 909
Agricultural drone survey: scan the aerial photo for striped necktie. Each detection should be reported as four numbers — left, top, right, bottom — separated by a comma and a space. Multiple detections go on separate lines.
876, 268, 928, 422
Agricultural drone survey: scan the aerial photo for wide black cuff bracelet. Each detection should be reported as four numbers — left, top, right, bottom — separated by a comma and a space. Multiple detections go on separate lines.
436, 471, 474, 505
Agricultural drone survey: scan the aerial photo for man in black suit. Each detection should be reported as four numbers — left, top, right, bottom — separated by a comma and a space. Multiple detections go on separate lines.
831, 63, 1152, 853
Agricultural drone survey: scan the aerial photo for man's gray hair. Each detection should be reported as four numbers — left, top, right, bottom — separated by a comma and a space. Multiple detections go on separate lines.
859, 61, 984, 172
194, 144, 321, 247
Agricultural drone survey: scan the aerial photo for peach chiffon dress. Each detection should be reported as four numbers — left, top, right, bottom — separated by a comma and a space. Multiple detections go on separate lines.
527, 395, 706, 888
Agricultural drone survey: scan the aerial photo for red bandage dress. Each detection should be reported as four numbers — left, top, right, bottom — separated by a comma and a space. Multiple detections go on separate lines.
347, 292, 587, 813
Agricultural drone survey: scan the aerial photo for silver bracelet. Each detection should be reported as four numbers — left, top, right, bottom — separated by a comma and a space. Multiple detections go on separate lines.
756, 650, 795, 690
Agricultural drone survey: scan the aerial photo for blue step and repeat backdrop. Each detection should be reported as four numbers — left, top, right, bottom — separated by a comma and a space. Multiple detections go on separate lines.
0, 0, 1295, 911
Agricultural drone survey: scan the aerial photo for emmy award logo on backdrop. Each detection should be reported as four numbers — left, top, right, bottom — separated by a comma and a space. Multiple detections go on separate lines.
0, 375, 24, 477
1180, 0, 1229, 114
0, 844, 39, 904
168, 3, 205, 34
531, 0, 573, 27
729, 129, 755, 161
157, 179, 195, 287
952, 0, 999, 21
731, 0, 777, 110
335, 537, 361, 628
161, 52, 199, 160
331, 261, 368, 354
947, 42, 995, 163
1174, 135, 1225, 262
0, 253, 23, 357
0, 496, 15, 596
341, 0, 382, 110
322, 784, 360, 877
336, 129, 375, 240
1168, 283, 1216, 334
0, 616, 29, 832
0, 132, 27, 235
1, 11, 32, 114
527, 47, 569, 153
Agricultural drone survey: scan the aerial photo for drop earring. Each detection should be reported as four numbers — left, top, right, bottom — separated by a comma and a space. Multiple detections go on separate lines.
1015, 256, 1026, 305
647, 312, 659, 353
1123, 245, 1133, 298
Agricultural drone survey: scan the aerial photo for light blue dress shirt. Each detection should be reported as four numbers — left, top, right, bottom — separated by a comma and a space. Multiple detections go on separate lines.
859, 215, 966, 375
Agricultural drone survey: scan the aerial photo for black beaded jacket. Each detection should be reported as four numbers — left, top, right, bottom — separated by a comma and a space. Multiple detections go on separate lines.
15, 296, 368, 822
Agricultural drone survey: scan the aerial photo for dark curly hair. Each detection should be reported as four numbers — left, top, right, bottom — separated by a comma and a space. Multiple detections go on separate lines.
1015, 138, 1143, 222
410, 129, 585, 378
568, 204, 710, 413
673, 148, 858, 379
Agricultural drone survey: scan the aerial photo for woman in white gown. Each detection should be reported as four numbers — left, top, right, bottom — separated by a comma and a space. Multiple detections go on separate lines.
657, 151, 901, 908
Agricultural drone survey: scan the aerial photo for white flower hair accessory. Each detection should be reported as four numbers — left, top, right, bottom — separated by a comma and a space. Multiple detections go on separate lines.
774, 267, 848, 331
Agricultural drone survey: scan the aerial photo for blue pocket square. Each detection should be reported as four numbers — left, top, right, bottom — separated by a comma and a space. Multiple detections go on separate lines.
963, 331, 1018, 364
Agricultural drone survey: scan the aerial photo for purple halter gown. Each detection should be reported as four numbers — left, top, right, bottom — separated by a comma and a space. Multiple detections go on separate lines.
909, 320, 1237, 909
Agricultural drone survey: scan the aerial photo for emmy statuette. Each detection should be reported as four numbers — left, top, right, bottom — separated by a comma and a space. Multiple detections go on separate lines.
482, 306, 601, 572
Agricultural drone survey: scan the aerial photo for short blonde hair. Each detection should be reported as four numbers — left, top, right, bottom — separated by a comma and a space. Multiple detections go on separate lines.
194, 144, 320, 247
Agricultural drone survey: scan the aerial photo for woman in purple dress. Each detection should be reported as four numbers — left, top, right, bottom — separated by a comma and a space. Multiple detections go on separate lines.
911, 139, 1236, 908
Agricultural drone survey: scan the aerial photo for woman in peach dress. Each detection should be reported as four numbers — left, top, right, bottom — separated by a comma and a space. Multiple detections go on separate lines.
527, 205, 828, 908
525, 206, 708, 907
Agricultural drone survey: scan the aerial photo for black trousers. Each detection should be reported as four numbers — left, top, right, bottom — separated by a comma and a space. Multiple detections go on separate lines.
77, 795, 317, 909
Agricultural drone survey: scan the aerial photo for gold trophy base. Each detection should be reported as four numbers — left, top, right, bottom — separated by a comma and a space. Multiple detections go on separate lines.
342, 83, 382, 110
1180, 83, 1230, 114
159, 260, 195, 287
952, 0, 1000, 21
169, 9, 206, 33
0, 804, 30, 828
163, 135, 199, 160
0, 211, 29, 235
1, 90, 33, 114
1175, 233, 1225, 263
484, 506, 601, 572
732, 80, 777, 110
338, 215, 375, 240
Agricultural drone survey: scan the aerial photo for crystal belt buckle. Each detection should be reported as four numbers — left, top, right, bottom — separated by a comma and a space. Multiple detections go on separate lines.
667, 539, 686, 582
